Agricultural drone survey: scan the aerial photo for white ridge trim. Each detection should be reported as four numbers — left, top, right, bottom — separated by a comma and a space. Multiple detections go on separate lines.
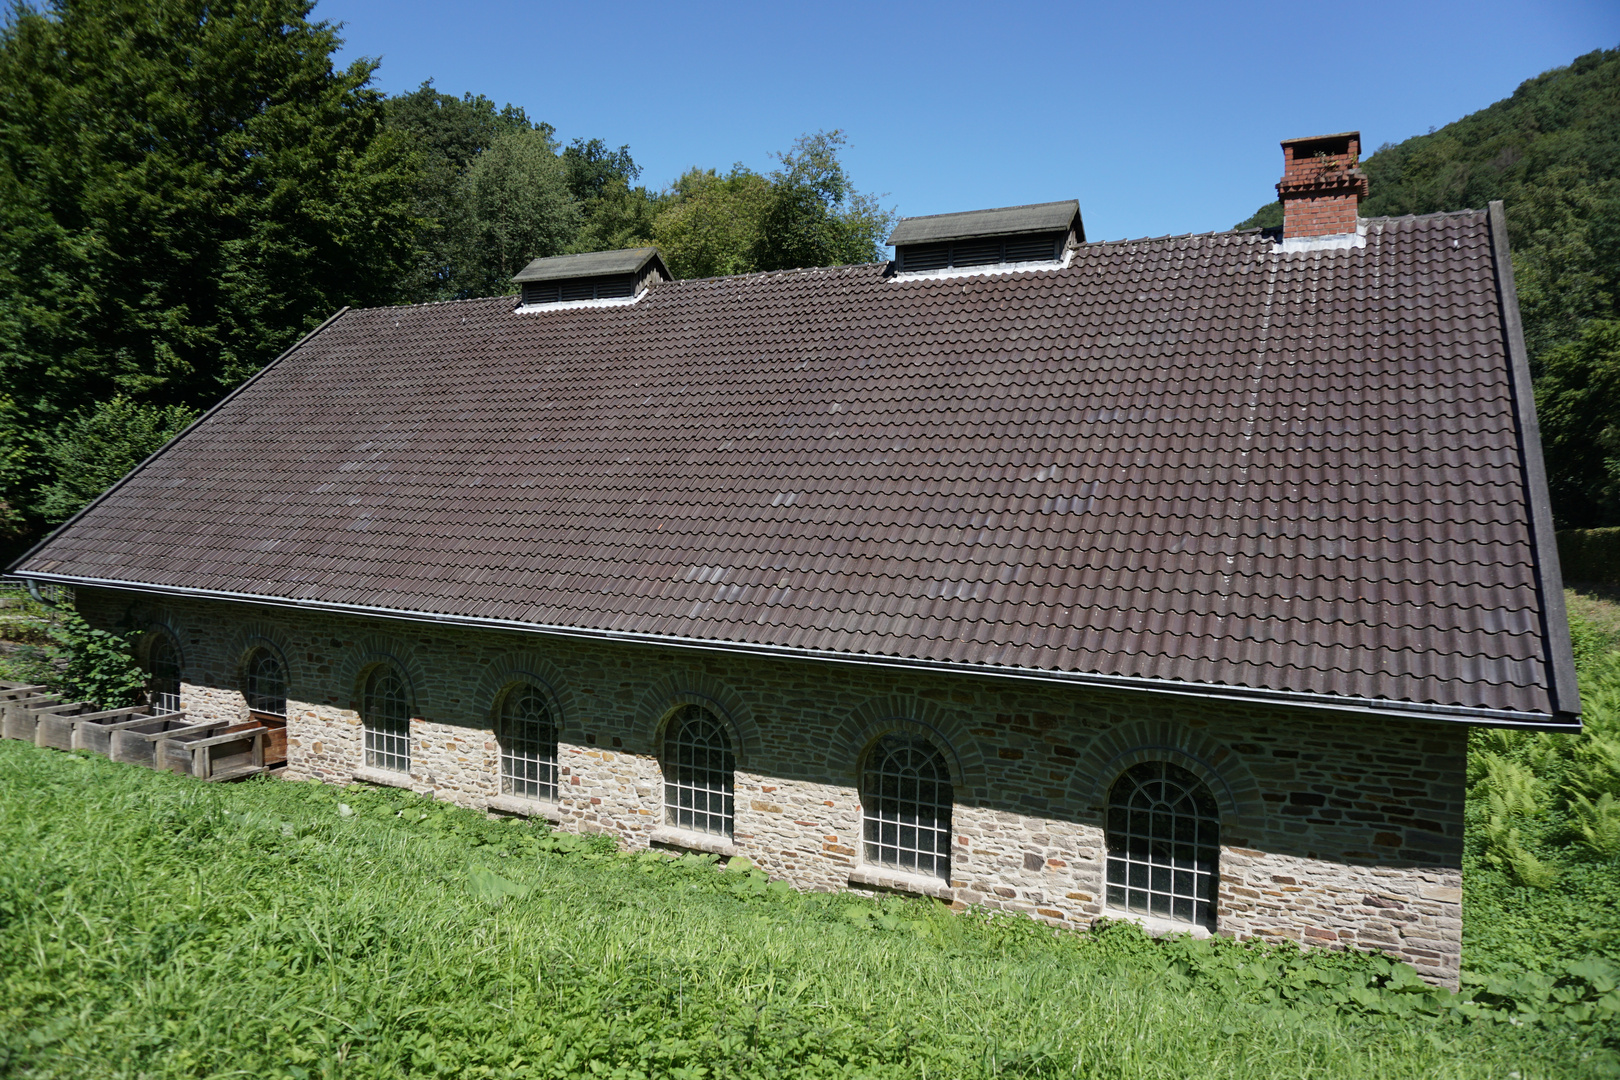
1277, 222, 1369, 253
514, 290, 648, 314
890, 247, 1075, 282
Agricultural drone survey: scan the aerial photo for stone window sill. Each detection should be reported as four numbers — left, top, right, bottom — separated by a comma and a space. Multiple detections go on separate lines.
848, 865, 954, 901
651, 825, 738, 858
354, 765, 414, 790
488, 794, 562, 822
1101, 907, 1213, 940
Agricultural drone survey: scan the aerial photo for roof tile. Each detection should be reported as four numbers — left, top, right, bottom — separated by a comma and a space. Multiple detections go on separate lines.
17, 211, 1563, 715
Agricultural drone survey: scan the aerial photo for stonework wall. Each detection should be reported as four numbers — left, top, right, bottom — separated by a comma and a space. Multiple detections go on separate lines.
77, 587, 1468, 984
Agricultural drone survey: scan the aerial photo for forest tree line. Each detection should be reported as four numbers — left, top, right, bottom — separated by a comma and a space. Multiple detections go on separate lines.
0, 0, 892, 557
2, 1, 1618, 562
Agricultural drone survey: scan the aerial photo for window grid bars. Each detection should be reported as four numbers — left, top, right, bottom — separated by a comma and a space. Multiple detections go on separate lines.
362, 668, 411, 773
862, 736, 953, 880
147, 635, 182, 714
499, 687, 558, 801
245, 649, 287, 716
1105, 762, 1220, 928
663, 706, 734, 838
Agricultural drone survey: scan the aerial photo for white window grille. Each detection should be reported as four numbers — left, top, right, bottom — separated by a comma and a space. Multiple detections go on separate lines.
862, 734, 953, 880
146, 633, 182, 713
362, 666, 411, 772
498, 685, 558, 801
245, 648, 287, 716
662, 705, 734, 837
1105, 761, 1220, 928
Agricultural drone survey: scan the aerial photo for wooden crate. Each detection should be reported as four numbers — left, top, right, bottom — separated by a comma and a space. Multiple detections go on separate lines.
29, 701, 107, 751
0, 682, 48, 701
0, 684, 52, 737
1, 696, 82, 741
76, 710, 178, 757
38, 705, 149, 752
109, 716, 223, 768
161, 725, 268, 781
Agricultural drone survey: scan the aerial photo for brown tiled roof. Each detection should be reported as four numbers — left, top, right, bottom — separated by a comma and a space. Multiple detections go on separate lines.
14, 208, 1577, 722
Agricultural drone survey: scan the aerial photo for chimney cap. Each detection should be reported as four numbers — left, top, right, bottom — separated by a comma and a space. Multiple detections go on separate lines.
512, 246, 666, 285
1280, 131, 1360, 149
888, 200, 1083, 247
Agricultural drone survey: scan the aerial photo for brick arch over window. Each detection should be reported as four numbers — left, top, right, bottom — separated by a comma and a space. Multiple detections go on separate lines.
474, 651, 575, 739
630, 673, 759, 768
337, 635, 425, 718
1069, 720, 1263, 839
119, 600, 182, 659
131, 620, 183, 668
830, 696, 987, 799
133, 620, 185, 712
222, 620, 296, 693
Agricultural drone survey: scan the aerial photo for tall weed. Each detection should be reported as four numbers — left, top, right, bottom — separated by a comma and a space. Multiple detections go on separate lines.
0, 743, 1603, 1079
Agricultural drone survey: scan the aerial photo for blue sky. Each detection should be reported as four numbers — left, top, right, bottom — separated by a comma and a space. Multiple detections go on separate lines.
320, 0, 1620, 243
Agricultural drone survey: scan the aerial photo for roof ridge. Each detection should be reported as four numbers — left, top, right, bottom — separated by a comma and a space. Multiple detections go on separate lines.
1077, 228, 1265, 249
1363, 207, 1489, 224
347, 293, 516, 315
655, 260, 889, 288
895, 199, 1078, 223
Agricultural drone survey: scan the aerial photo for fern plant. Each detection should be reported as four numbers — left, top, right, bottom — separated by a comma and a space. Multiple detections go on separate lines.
1571, 792, 1620, 860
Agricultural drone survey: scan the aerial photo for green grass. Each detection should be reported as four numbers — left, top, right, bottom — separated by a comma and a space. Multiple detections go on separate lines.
0, 744, 1609, 1079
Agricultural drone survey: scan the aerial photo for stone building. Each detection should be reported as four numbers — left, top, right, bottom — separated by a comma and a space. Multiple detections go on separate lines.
10, 133, 1578, 986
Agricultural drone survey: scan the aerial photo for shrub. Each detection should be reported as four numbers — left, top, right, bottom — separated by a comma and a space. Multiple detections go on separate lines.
35, 396, 197, 525
48, 612, 145, 708
1559, 526, 1620, 584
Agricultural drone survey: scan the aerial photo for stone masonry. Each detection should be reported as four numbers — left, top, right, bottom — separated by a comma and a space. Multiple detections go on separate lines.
78, 586, 1468, 985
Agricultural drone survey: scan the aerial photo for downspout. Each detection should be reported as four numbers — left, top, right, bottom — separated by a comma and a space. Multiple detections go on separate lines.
25, 578, 60, 609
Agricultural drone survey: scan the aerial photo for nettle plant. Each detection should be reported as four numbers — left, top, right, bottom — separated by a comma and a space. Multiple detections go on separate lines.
48, 613, 146, 709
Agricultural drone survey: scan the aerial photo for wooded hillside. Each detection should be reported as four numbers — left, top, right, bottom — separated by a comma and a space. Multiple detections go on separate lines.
1237, 49, 1620, 528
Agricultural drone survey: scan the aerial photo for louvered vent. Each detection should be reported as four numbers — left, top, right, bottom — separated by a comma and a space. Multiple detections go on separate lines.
521, 273, 636, 306
895, 232, 1064, 273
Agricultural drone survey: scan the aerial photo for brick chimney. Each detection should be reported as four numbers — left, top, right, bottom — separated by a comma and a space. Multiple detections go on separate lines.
1276, 132, 1368, 239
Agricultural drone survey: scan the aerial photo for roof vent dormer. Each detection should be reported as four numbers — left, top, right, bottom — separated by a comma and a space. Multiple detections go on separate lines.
887, 200, 1083, 274
512, 247, 669, 309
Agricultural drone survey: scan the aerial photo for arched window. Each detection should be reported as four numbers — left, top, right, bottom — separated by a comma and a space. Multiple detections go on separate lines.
362, 665, 411, 772
663, 705, 734, 838
245, 648, 287, 716
862, 734, 953, 880
146, 633, 182, 713
1106, 761, 1220, 928
498, 684, 558, 801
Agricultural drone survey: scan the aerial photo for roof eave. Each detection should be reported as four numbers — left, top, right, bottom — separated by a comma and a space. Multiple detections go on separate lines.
13, 569, 1581, 733
2, 307, 352, 579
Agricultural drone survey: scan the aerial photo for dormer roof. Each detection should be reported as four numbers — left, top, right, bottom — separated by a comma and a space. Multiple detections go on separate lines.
887, 200, 1083, 246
